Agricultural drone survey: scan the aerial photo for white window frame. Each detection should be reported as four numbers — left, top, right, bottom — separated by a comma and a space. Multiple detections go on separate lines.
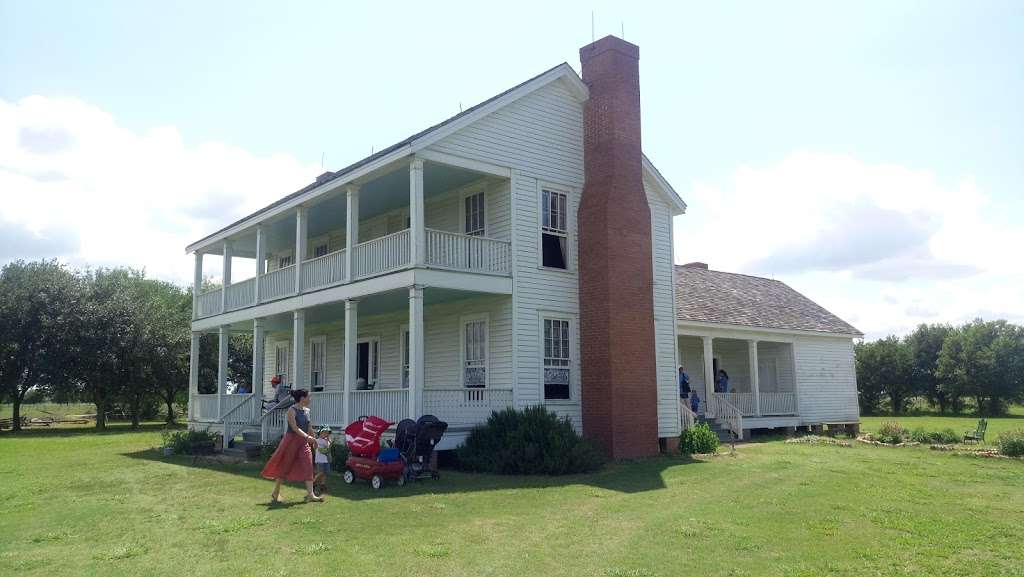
399, 324, 409, 389
309, 335, 327, 390
537, 184, 572, 272
356, 337, 380, 386
277, 252, 294, 269
460, 187, 487, 237
540, 313, 574, 402
273, 341, 290, 386
312, 243, 329, 259
460, 313, 489, 389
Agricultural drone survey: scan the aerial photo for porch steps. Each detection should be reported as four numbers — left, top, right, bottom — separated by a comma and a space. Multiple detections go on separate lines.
696, 416, 735, 442
222, 429, 263, 459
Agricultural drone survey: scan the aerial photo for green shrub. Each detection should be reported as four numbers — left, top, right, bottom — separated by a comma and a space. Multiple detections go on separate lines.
909, 428, 960, 445
457, 406, 605, 475
329, 440, 350, 472
870, 421, 906, 444
996, 429, 1024, 457
162, 429, 217, 455
679, 422, 719, 455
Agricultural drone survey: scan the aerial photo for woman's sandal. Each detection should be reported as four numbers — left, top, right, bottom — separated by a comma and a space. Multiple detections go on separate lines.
304, 494, 324, 503
270, 494, 282, 504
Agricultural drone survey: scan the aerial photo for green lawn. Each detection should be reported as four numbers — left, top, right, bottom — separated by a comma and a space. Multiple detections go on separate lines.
1, 427, 1022, 576
861, 405, 1024, 445
0, 402, 95, 421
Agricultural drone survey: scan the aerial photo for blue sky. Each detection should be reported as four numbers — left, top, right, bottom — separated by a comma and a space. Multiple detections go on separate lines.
1, 1, 1022, 339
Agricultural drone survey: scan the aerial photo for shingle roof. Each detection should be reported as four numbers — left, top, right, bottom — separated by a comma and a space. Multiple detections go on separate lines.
674, 266, 862, 336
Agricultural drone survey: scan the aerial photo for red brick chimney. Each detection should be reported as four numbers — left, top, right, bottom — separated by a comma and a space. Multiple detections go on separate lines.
578, 36, 660, 459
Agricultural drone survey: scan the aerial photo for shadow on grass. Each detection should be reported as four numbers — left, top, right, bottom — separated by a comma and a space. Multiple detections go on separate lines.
0, 422, 185, 438
122, 447, 710, 499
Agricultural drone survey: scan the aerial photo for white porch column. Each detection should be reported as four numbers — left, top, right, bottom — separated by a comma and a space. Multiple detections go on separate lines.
345, 185, 360, 281
343, 299, 358, 425
702, 336, 714, 413
292, 309, 306, 391
295, 207, 307, 294
409, 158, 425, 266
192, 252, 203, 320
217, 326, 229, 419
408, 285, 424, 418
220, 241, 232, 313
749, 340, 760, 416
252, 319, 265, 420
254, 225, 265, 304
189, 332, 200, 421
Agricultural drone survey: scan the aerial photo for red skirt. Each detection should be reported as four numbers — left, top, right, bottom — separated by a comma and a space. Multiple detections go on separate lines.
260, 432, 314, 482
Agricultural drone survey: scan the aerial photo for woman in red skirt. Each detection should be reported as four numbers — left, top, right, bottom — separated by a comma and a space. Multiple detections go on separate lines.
261, 389, 323, 503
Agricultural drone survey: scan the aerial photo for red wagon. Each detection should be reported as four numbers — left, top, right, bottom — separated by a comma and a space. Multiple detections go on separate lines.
342, 416, 405, 489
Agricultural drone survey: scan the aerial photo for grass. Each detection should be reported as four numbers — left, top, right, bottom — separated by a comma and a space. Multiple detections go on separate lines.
861, 405, 1024, 445
0, 402, 95, 420
1, 426, 1022, 576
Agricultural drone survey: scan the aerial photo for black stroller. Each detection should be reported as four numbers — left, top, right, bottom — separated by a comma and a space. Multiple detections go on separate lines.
394, 414, 449, 482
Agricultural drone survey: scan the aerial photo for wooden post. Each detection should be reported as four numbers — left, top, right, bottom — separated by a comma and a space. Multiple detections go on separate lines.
345, 185, 359, 281
702, 336, 714, 414
220, 241, 232, 313
749, 339, 760, 416
192, 252, 203, 319
254, 225, 265, 304
294, 207, 307, 294
409, 159, 425, 266
292, 310, 305, 390
217, 326, 228, 419
408, 285, 424, 419
189, 332, 200, 421
252, 319, 264, 421
343, 299, 358, 425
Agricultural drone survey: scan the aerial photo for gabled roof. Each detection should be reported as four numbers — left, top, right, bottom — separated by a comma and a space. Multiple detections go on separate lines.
675, 266, 862, 337
187, 62, 684, 253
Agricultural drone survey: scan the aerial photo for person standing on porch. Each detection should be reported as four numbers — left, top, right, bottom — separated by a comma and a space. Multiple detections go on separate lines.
678, 366, 691, 400
716, 369, 730, 394
261, 389, 323, 503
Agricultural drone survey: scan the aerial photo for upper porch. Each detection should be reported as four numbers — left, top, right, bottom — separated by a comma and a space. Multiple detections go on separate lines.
190, 154, 513, 324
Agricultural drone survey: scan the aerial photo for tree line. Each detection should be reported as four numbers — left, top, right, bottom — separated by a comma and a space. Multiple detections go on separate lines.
0, 260, 250, 431
856, 320, 1024, 416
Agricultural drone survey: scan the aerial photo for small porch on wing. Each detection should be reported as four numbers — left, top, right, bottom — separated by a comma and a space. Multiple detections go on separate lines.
677, 332, 798, 439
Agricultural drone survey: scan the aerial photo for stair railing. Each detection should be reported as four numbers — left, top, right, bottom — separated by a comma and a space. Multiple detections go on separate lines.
221, 394, 258, 447
679, 398, 698, 431
707, 393, 744, 440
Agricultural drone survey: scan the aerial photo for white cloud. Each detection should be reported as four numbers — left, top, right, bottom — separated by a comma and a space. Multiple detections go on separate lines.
675, 151, 1024, 339
0, 96, 321, 284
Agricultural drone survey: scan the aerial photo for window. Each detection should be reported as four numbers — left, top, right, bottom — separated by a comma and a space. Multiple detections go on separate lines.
278, 255, 293, 268
274, 343, 289, 386
313, 243, 329, 258
400, 327, 410, 388
462, 318, 488, 388
309, 336, 326, 392
356, 339, 379, 386
464, 192, 485, 236
541, 189, 568, 269
543, 318, 571, 400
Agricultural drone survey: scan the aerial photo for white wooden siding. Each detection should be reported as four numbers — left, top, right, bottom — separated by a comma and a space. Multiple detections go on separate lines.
793, 337, 859, 422
647, 183, 681, 437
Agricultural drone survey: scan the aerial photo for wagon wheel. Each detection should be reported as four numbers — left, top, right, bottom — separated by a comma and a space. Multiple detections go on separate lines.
371, 475, 384, 490
343, 469, 355, 484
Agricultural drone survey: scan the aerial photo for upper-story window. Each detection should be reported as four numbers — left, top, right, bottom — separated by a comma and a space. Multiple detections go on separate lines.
312, 243, 329, 258
464, 192, 485, 236
541, 189, 568, 269
278, 255, 293, 268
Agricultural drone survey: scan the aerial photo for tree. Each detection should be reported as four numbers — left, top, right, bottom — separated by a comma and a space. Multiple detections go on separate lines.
855, 336, 914, 414
938, 319, 1024, 416
0, 260, 84, 431
906, 323, 958, 413
147, 280, 192, 424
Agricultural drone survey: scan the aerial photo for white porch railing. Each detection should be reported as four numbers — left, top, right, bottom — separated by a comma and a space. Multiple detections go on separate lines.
350, 389, 409, 425
261, 408, 287, 443
302, 249, 347, 291
679, 398, 697, 431
759, 392, 797, 416
353, 229, 411, 279
191, 394, 219, 422
220, 394, 249, 417
197, 289, 222, 318
221, 394, 258, 443
260, 265, 295, 301
422, 387, 513, 426
707, 393, 743, 440
225, 278, 255, 311
715, 393, 756, 416
425, 229, 511, 275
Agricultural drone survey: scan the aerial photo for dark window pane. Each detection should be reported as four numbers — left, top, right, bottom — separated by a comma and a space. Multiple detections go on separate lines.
542, 233, 567, 269
544, 383, 570, 400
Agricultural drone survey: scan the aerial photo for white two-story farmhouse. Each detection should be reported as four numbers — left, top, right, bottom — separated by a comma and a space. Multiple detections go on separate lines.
186, 36, 861, 457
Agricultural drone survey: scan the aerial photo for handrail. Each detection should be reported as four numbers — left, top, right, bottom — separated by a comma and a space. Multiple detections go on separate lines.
708, 393, 744, 440
221, 394, 258, 444
679, 398, 697, 431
